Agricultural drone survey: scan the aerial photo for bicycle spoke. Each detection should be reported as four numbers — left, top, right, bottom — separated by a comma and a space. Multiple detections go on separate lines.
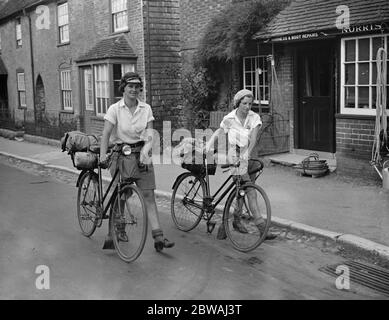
77, 173, 99, 237
171, 173, 205, 231
112, 185, 147, 263
224, 184, 271, 252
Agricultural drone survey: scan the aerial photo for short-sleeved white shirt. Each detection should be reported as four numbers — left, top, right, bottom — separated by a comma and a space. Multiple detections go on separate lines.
220, 109, 262, 148
104, 98, 155, 144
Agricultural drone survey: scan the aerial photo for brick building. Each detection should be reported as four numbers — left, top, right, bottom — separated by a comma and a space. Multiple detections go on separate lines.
253, 0, 389, 180
0, 0, 183, 136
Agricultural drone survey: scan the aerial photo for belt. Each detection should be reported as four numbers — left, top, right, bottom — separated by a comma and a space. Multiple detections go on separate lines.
124, 141, 145, 148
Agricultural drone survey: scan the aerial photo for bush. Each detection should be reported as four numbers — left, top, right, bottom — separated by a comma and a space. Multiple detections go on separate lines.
197, 0, 290, 63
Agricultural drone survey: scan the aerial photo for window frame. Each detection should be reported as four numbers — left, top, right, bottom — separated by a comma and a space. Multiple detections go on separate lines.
60, 69, 73, 111
94, 64, 110, 116
83, 68, 94, 111
111, 0, 128, 33
17, 72, 26, 108
78, 61, 137, 116
340, 33, 389, 116
243, 55, 270, 106
57, 2, 70, 44
16, 17, 22, 48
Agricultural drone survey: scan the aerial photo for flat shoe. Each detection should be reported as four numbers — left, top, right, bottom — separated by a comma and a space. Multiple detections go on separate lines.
154, 238, 175, 252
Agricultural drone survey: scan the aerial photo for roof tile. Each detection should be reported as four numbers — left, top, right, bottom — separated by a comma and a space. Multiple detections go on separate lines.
76, 35, 137, 62
254, 0, 389, 39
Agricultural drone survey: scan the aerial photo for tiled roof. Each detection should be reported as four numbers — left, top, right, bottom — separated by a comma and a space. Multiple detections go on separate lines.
0, 56, 7, 75
0, 0, 41, 21
76, 35, 137, 62
254, 0, 389, 40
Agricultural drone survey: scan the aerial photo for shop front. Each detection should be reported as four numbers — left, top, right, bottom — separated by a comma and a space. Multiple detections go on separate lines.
253, 0, 389, 180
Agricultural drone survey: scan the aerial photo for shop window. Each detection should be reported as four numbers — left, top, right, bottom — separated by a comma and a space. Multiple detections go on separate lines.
243, 55, 269, 107
111, 0, 128, 33
17, 72, 26, 108
58, 2, 69, 44
341, 34, 389, 115
60, 70, 72, 110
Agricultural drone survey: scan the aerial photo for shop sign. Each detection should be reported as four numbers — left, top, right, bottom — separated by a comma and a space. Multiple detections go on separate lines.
272, 32, 320, 42
341, 24, 385, 34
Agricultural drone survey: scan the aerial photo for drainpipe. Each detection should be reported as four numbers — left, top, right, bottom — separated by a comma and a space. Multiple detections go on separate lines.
25, 9, 36, 121
145, 0, 152, 105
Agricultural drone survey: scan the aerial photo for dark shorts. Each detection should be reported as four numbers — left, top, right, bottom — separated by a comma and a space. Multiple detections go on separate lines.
109, 152, 156, 191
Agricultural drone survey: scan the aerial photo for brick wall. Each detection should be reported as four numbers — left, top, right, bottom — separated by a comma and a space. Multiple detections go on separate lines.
336, 118, 375, 159
273, 44, 294, 149
143, 0, 183, 133
335, 117, 379, 182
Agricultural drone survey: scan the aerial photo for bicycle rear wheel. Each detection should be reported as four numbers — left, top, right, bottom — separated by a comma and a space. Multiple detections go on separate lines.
77, 172, 99, 237
111, 184, 148, 263
171, 173, 206, 231
223, 183, 271, 252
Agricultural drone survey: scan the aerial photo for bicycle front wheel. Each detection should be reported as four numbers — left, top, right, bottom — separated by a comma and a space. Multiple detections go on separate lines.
111, 184, 148, 263
171, 173, 206, 231
223, 183, 271, 252
77, 172, 99, 237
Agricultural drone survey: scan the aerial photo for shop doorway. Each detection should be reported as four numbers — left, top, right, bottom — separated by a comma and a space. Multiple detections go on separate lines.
297, 42, 334, 152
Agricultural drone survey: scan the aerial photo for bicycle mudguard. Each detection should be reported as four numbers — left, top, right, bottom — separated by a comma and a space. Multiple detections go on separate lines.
172, 172, 191, 190
76, 170, 97, 187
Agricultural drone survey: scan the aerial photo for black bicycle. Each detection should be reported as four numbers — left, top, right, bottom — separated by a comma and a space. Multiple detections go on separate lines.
76, 145, 148, 263
171, 154, 272, 252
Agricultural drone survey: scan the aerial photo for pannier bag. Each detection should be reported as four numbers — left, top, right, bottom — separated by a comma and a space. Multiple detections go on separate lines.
60, 131, 101, 170
74, 152, 98, 170
61, 131, 100, 153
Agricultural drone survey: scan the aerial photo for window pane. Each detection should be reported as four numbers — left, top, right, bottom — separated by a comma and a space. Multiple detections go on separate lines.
372, 86, 377, 109
345, 40, 356, 62
113, 64, 122, 81
372, 63, 377, 85
372, 37, 385, 60
345, 64, 355, 85
358, 38, 370, 61
345, 87, 355, 108
122, 64, 134, 74
245, 73, 252, 86
358, 63, 369, 85
358, 87, 369, 109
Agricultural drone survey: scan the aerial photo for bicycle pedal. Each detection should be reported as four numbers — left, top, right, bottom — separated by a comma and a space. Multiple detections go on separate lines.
207, 221, 216, 234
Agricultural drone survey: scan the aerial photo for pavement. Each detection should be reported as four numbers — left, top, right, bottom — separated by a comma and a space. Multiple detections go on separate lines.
1, 129, 389, 263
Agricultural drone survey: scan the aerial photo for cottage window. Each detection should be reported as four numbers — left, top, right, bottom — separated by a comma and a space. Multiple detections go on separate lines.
60, 70, 73, 110
112, 0, 128, 33
94, 64, 109, 115
341, 34, 389, 115
16, 18, 22, 47
243, 56, 269, 106
17, 73, 26, 108
58, 2, 69, 44
113, 63, 135, 102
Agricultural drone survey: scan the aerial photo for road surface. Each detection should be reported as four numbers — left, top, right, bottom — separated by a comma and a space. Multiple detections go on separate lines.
0, 162, 385, 300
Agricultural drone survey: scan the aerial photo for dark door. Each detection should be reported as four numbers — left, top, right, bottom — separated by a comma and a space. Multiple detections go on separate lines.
297, 43, 334, 152
0, 75, 8, 111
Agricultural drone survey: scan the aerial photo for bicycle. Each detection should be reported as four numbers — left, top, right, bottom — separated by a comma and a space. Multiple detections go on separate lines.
76, 144, 148, 263
171, 154, 272, 252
